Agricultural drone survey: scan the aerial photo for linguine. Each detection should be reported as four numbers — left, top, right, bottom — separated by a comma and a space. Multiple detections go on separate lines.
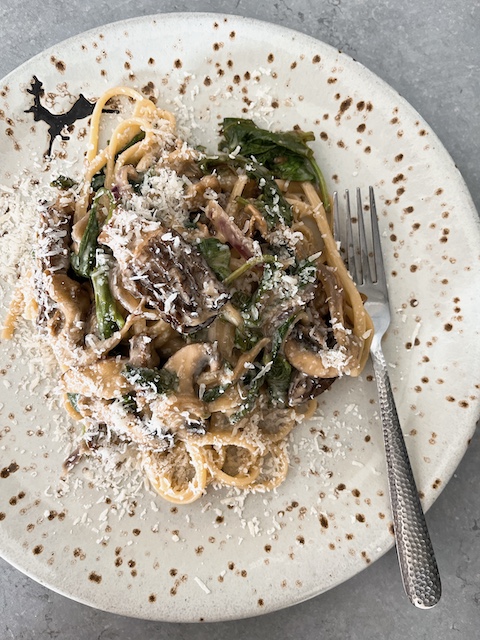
3, 86, 373, 504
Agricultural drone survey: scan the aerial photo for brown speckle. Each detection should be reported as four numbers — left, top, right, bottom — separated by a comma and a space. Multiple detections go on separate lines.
203, 76, 212, 86
419, 129, 427, 136
392, 173, 405, 184
444, 323, 453, 332
364, 146, 371, 154
229, 30, 236, 39
1, 462, 19, 479
432, 478, 442, 490
149, 594, 156, 602
267, 53, 274, 63
258, 598, 264, 607
174, 59, 182, 69
50, 56, 66, 73
89, 571, 102, 584
356, 123, 366, 133
33, 545, 44, 555
264, 544, 272, 553
148, 57, 155, 65
328, 77, 337, 84
357, 101, 365, 111
336, 97, 352, 120
0, 513, 5, 521
319, 514, 329, 528
459, 400, 469, 408
296, 536, 305, 545
355, 513, 365, 523
320, 132, 328, 141
228, 562, 235, 570
352, 489, 361, 497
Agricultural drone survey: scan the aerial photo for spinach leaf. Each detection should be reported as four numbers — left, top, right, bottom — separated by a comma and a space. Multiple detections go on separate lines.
71, 207, 99, 278
265, 313, 299, 404
67, 393, 80, 413
91, 256, 125, 339
122, 365, 178, 395
266, 355, 292, 404
121, 393, 138, 413
230, 374, 263, 424
116, 131, 146, 158
51, 175, 77, 190
220, 118, 330, 214
202, 384, 231, 403
90, 171, 105, 192
197, 238, 231, 281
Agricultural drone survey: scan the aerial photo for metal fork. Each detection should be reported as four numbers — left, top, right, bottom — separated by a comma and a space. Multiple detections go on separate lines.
334, 187, 442, 609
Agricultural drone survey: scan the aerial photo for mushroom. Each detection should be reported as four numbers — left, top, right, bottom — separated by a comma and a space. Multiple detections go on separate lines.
163, 343, 218, 397
103, 226, 230, 333
287, 371, 335, 406
129, 333, 161, 369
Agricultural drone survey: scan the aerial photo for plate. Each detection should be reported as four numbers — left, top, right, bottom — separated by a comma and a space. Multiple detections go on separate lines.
0, 13, 479, 622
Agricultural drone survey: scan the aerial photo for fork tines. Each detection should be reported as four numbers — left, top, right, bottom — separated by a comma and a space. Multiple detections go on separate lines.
334, 187, 386, 288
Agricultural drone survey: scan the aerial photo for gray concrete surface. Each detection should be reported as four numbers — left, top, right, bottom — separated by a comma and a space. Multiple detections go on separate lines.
1, 1, 479, 638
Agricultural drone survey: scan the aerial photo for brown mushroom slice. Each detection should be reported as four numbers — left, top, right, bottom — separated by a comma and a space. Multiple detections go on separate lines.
163, 343, 218, 397
47, 273, 91, 344
107, 227, 229, 333
129, 334, 161, 368
37, 198, 74, 274
284, 338, 343, 378
62, 359, 133, 400
288, 371, 335, 406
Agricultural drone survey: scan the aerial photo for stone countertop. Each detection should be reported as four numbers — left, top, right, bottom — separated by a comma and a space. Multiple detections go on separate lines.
1, 1, 479, 638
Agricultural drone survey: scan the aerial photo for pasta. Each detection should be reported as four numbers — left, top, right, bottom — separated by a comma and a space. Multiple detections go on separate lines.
4, 86, 373, 504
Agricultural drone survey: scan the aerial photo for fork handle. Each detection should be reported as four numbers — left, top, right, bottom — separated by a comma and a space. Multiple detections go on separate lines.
370, 344, 442, 608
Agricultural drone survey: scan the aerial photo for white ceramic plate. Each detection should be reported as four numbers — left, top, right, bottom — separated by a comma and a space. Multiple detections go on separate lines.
0, 13, 479, 622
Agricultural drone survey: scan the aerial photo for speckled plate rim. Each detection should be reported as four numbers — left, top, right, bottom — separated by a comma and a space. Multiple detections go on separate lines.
0, 12, 479, 622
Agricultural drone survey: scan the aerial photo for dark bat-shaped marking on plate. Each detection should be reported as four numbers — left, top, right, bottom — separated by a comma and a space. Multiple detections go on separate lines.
24, 76, 116, 156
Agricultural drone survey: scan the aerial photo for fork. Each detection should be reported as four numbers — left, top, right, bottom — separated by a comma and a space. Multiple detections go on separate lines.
334, 187, 442, 609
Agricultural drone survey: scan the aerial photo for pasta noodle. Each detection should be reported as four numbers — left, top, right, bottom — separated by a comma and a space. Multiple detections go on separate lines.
4, 86, 373, 504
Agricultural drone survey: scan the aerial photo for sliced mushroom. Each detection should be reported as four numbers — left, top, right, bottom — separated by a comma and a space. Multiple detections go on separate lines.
163, 343, 217, 397
129, 334, 160, 368
106, 227, 230, 333
288, 371, 335, 406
